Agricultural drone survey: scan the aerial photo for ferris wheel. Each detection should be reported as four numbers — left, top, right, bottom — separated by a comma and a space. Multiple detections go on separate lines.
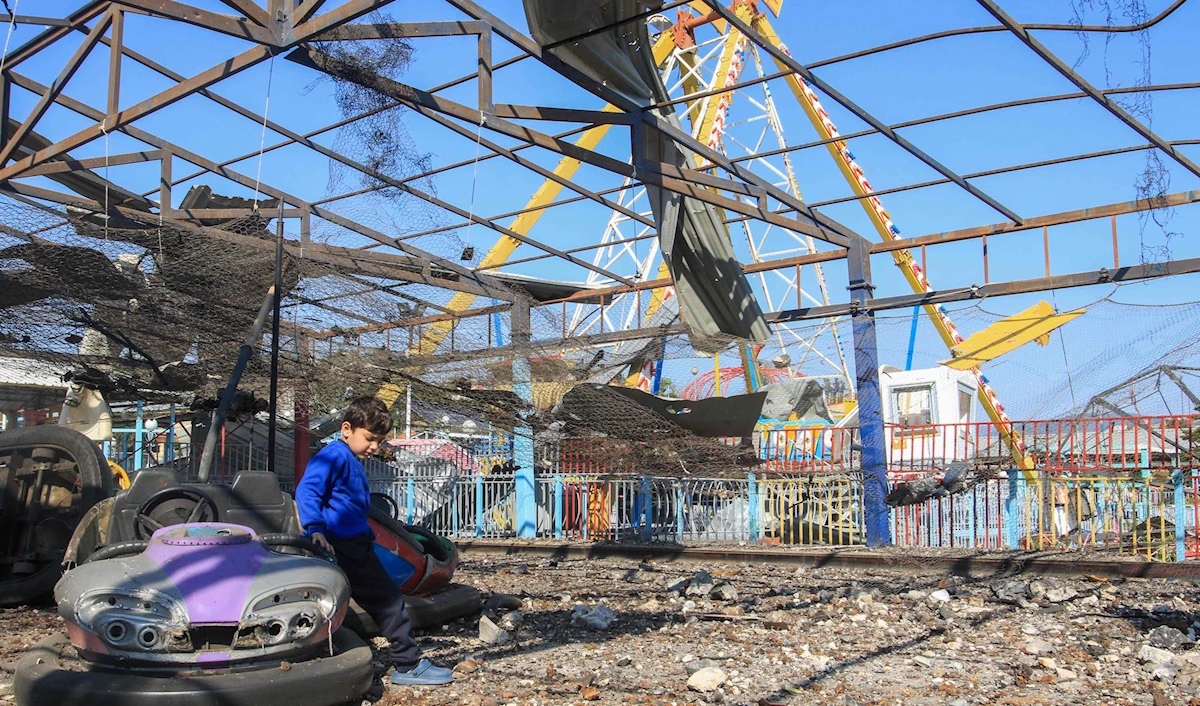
564, 4, 854, 391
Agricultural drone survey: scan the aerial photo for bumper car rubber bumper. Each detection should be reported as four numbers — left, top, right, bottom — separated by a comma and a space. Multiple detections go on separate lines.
14, 628, 373, 706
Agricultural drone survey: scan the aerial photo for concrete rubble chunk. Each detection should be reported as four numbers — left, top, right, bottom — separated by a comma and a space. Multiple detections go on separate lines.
498, 610, 525, 632
572, 604, 618, 631
479, 614, 511, 645
685, 658, 722, 675
666, 578, 690, 594
1148, 625, 1194, 651
1153, 662, 1180, 682
990, 579, 1030, 604
928, 589, 952, 603
711, 583, 739, 602
1140, 645, 1177, 665
1044, 586, 1079, 603
686, 570, 716, 597
686, 667, 727, 692
1022, 639, 1055, 656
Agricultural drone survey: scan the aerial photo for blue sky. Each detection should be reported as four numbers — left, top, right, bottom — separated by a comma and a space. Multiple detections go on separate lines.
9, 1, 1200, 415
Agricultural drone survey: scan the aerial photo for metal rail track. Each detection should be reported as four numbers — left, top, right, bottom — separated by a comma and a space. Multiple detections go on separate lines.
456, 540, 1200, 581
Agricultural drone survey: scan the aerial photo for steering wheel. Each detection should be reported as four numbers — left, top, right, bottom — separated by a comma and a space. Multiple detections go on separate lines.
370, 492, 400, 521
258, 533, 336, 562
134, 486, 221, 539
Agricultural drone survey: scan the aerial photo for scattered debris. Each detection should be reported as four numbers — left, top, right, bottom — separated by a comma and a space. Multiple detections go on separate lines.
478, 614, 511, 645
1149, 626, 1194, 651
990, 578, 1029, 604
685, 570, 716, 598
571, 604, 617, 631
686, 666, 727, 692
711, 583, 739, 602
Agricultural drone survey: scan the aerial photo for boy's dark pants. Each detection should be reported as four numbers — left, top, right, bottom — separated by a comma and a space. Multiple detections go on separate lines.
328, 534, 421, 669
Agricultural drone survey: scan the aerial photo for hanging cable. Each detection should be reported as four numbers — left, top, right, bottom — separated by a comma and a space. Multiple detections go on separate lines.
0, 0, 19, 76
252, 55, 275, 210
1051, 291, 1079, 414
460, 113, 485, 261
100, 117, 110, 242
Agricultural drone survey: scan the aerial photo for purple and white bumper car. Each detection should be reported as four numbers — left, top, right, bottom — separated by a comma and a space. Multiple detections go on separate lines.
14, 522, 373, 706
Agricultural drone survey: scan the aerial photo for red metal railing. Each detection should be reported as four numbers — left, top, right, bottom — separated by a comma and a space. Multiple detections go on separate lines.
557, 414, 1200, 478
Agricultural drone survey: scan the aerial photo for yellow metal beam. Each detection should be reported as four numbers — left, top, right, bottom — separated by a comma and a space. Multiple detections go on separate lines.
692, 2, 755, 155
752, 12, 1035, 474
940, 301, 1085, 370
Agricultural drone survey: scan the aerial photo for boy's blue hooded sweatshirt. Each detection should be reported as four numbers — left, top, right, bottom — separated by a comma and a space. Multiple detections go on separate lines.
295, 439, 373, 540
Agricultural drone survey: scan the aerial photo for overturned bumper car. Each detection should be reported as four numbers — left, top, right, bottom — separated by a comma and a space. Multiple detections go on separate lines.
0, 426, 113, 607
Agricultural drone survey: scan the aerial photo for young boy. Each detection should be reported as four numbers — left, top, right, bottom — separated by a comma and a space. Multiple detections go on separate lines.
296, 396, 453, 686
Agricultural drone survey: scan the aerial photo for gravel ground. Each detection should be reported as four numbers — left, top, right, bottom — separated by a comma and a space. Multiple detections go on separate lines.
3, 551, 1200, 706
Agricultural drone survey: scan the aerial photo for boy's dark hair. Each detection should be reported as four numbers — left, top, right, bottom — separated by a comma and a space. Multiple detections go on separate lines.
343, 396, 394, 436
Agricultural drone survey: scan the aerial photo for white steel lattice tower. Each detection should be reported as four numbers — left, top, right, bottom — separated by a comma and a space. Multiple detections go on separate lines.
567, 16, 852, 387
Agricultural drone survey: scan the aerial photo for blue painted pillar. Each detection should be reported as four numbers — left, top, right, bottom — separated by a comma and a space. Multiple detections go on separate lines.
675, 484, 684, 542
511, 298, 537, 538
1173, 469, 1186, 562
747, 472, 760, 543
134, 399, 146, 471
1004, 469, 1021, 549
847, 237, 891, 546
1138, 449, 1150, 525
166, 404, 176, 463
475, 474, 484, 538
451, 476, 460, 537
639, 476, 652, 541
553, 475, 564, 540
406, 475, 415, 524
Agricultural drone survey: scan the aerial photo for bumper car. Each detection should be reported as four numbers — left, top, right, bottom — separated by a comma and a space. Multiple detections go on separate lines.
16, 523, 371, 706
0, 426, 113, 607
365, 493, 481, 630
14, 459, 481, 705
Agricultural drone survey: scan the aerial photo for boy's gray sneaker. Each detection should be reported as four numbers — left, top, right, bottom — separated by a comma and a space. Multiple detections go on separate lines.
390, 658, 454, 686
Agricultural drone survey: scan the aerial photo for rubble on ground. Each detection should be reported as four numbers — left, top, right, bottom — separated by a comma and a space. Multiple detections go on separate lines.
4, 553, 1200, 705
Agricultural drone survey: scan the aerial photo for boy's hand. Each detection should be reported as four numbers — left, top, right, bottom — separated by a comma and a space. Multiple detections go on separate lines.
311, 532, 335, 556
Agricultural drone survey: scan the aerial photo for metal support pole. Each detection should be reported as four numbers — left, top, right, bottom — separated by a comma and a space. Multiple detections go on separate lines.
404, 384, 412, 438
747, 472, 760, 543
474, 473, 484, 538
267, 205, 283, 475
406, 475, 415, 524
847, 237, 891, 546
134, 398, 145, 471
1174, 469, 1186, 562
197, 285, 277, 482
1004, 469, 1020, 549
640, 476, 652, 542
511, 297, 537, 538
166, 403, 175, 463
553, 475, 564, 540
293, 379, 309, 486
